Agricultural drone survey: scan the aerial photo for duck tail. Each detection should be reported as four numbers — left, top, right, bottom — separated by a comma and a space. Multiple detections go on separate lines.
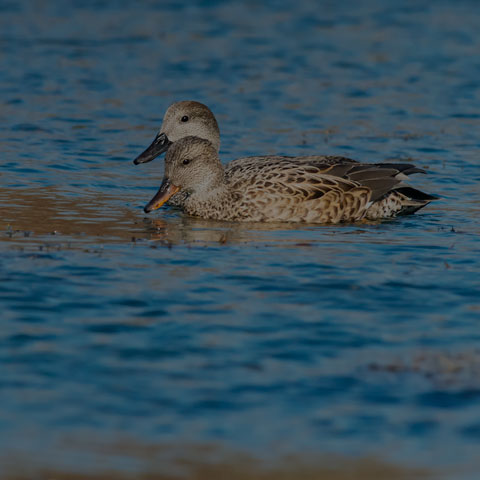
365, 186, 437, 219
393, 187, 438, 215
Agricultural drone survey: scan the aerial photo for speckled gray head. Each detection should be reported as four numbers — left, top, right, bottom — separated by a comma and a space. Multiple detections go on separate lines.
143, 136, 222, 213
133, 100, 220, 165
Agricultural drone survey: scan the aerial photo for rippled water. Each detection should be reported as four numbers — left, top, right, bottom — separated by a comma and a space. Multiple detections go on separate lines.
1, 1, 480, 479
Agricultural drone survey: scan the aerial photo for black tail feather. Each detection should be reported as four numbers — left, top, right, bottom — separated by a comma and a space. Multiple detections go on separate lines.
394, 186, 438, 202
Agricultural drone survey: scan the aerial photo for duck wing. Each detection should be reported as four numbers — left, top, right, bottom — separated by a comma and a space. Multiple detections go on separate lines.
226, 159, 434, 223
227, 154, 358, 170
226, 159, 369, 223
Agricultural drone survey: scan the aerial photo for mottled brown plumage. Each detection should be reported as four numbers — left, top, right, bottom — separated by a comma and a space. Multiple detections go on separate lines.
143, 137, 436, 224
133, 101, 364, 207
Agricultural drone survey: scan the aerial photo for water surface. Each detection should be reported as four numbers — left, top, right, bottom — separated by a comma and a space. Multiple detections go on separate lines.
1, 1, 480, 479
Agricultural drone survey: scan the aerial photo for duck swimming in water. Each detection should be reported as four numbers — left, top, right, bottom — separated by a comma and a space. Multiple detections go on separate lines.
142, 136, 436, 224
133, 100, 359, 168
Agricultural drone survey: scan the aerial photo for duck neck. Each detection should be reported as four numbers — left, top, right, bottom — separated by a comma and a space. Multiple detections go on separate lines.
184, 176, 236, 220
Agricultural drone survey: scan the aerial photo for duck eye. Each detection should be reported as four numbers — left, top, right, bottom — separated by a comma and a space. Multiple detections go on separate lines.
182, 158, 191, 165
181, 115, 189, 122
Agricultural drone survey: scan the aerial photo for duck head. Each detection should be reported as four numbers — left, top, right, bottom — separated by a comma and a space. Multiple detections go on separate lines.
143, 137, 224, 213
133, 101, 220, 164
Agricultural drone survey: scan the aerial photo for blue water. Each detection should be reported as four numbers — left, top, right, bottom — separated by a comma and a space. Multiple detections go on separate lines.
1, 0, 480, 478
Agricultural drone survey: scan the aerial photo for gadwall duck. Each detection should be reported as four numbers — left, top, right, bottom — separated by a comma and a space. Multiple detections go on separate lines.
134, 100, 363, 207
133, 100, 359, 167
143, 136, 436, 224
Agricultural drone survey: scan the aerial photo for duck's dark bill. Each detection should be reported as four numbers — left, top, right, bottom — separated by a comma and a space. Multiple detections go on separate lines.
144, 179, 180, 213
133, 133, 172, 165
